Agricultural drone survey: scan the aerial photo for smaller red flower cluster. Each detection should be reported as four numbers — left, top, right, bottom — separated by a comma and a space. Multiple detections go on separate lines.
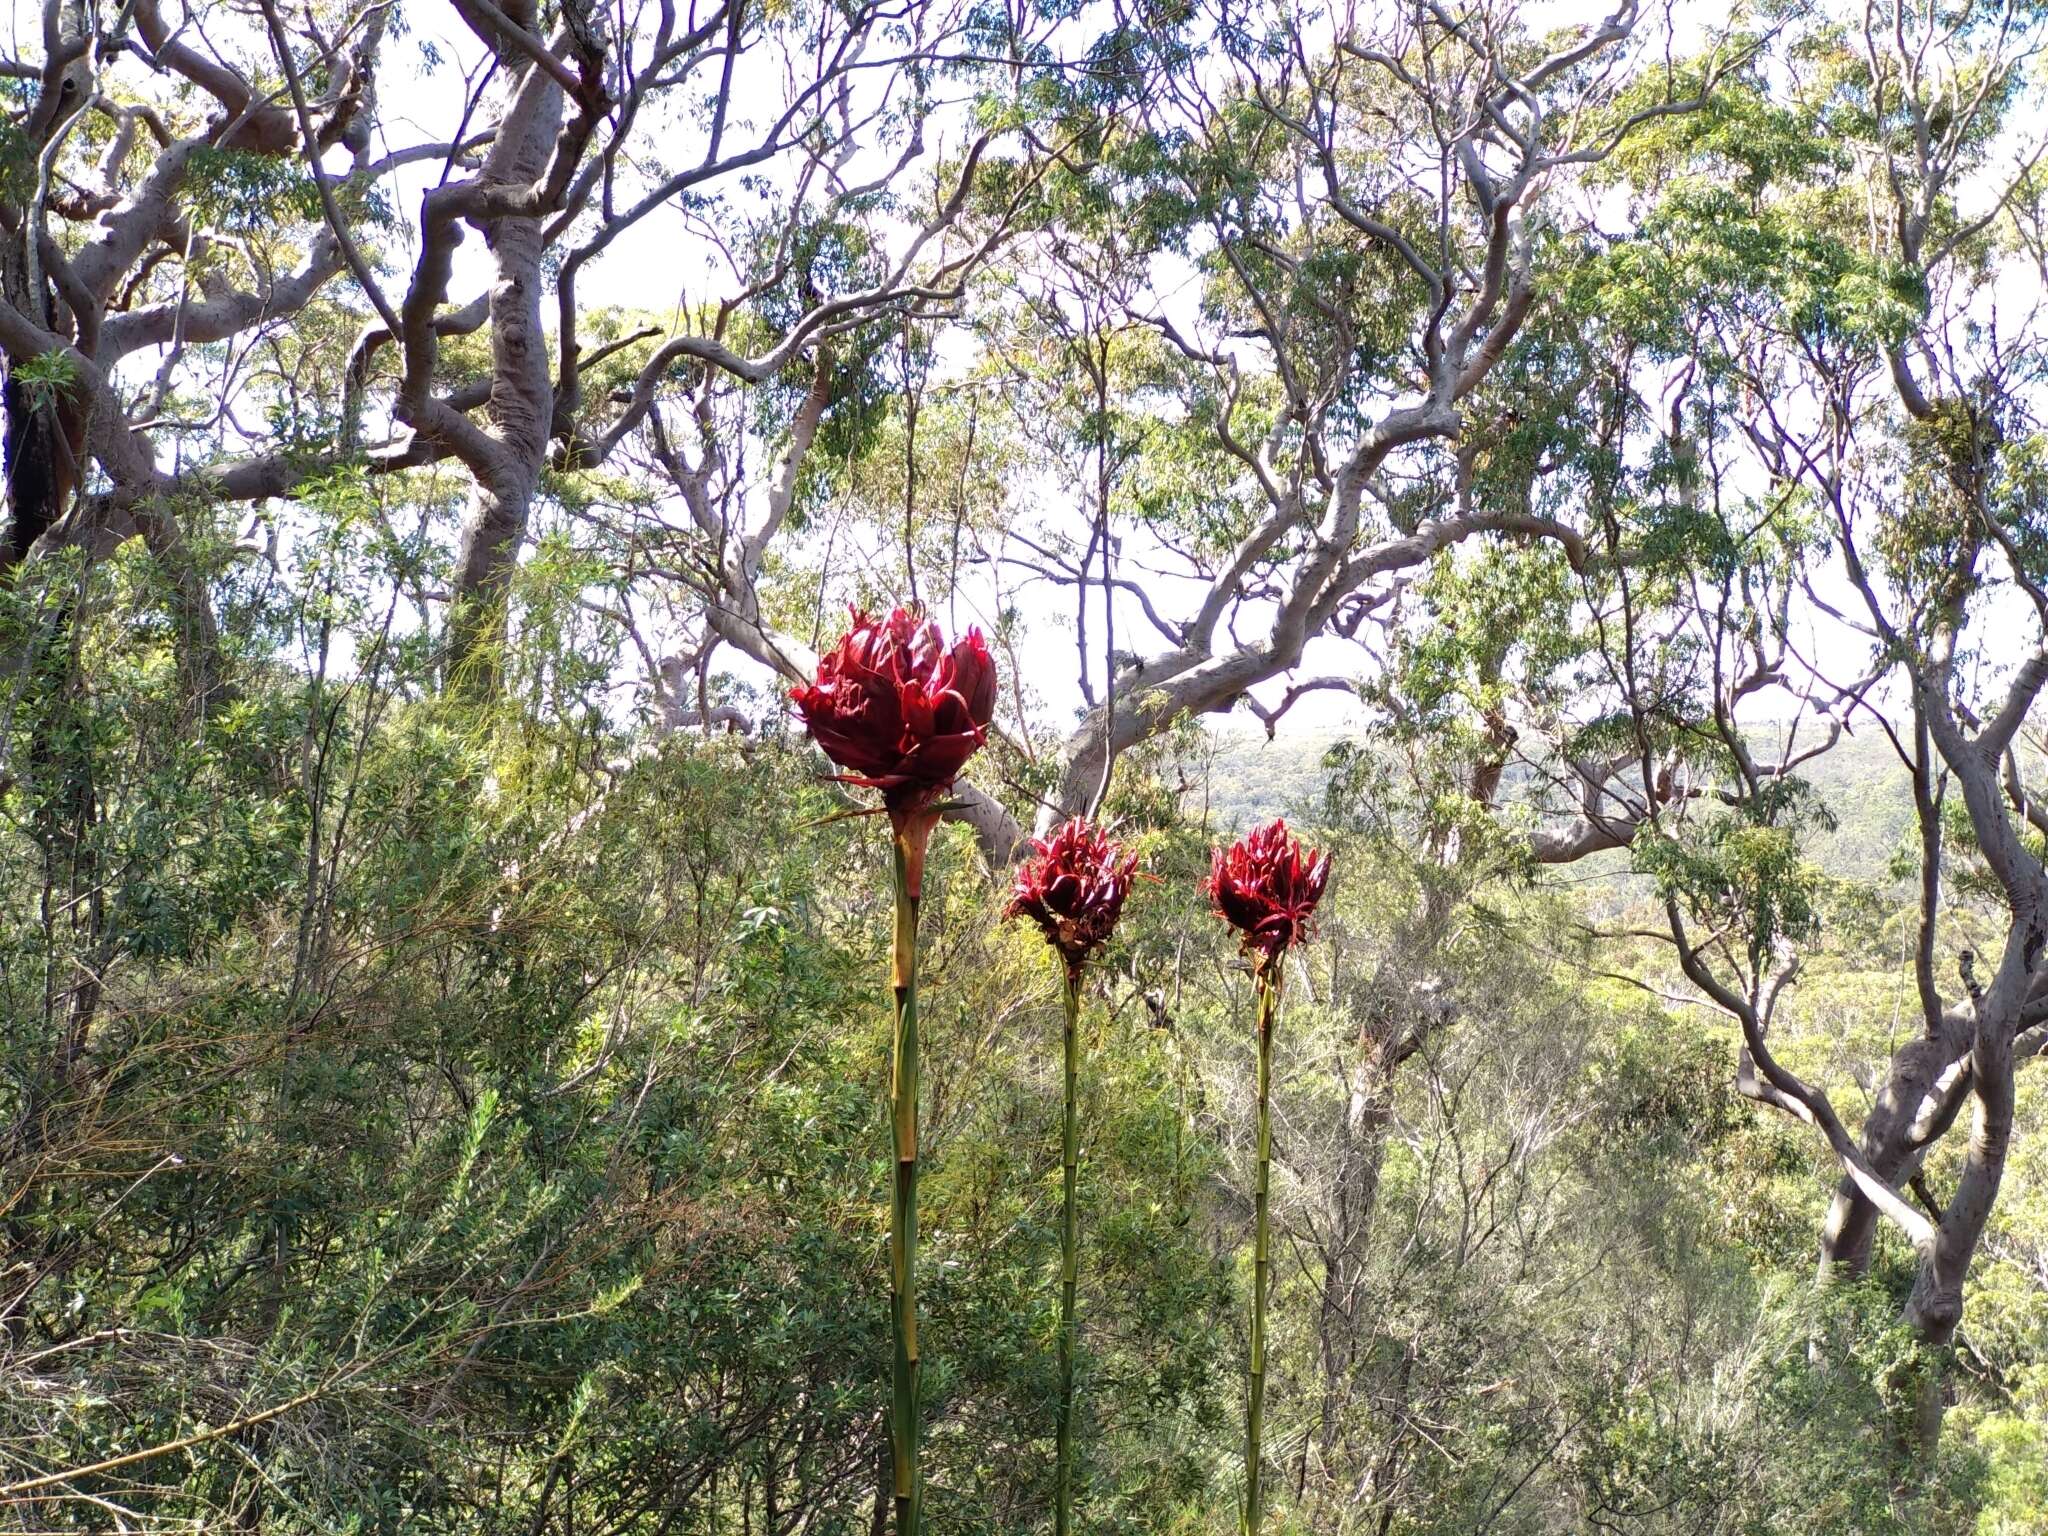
1207, 817, 1330, 962
1007, 819, 1139, 980
791, 607, 997, 815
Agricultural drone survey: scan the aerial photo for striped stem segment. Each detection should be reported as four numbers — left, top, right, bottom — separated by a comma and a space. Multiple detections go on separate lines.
1244, 959, 1281, 1536
1055, 970, 1083, 1536
889, 830, 925, 1535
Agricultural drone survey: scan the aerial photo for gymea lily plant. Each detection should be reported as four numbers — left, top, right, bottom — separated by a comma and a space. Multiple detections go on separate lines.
792, 607, 996, 1535
1206, 818, 1330, 1536
1005, 819, 1139, 1536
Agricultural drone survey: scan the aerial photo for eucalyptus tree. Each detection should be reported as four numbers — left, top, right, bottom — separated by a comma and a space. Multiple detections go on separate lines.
0, 0, 1028, 702
1713, 0, 2048, 1439
602, 0, 1739, 862
1019, 0, 1688, 818
1170, 0, 2048, 1492
1399, 0, 2048, 1463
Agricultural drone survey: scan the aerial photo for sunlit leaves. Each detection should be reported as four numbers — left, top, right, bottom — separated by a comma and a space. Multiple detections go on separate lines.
183, 146, 327, 232
1635, 783, 1836, 961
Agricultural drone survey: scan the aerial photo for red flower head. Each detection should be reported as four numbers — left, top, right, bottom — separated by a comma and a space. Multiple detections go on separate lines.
1206, 818, 1330, 964
1007, 819, 1139, 981
791, 606, 997, 818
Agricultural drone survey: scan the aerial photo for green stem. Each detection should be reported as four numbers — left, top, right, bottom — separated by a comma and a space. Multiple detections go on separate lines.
1055, 969, 1082, 1536
1245, 959, 1281, 1536
890, 832, 924, 1536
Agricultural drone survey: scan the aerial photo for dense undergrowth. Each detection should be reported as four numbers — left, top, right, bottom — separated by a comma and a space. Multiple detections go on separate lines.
3, 544, 2046, 1533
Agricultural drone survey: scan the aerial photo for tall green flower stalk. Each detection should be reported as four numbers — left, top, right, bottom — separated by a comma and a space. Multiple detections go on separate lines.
889, 823, 928, 1534
1244, 956, 1281, 1534
1053, 968, 1082, 1533
1006, 818, 1139, 1536
790, 606, 997, 1536
1205, 819, 1330, 1536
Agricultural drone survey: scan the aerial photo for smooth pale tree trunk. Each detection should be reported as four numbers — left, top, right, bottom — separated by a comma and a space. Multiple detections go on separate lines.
449, 478, 534, 695
445, 51, 562, 695
1818, 1030, 1972, 1281
1818, 933, 2032, 1463
1900, 987, 2019, 1458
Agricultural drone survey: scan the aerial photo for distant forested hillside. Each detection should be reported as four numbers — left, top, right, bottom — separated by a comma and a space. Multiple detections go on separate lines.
1205, 722, 1917, 883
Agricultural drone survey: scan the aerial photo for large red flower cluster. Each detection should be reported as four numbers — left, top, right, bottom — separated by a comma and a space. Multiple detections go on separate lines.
791, 607, 997, 815
1007, 819, 1139, 980
1207, 817, 1330, 962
